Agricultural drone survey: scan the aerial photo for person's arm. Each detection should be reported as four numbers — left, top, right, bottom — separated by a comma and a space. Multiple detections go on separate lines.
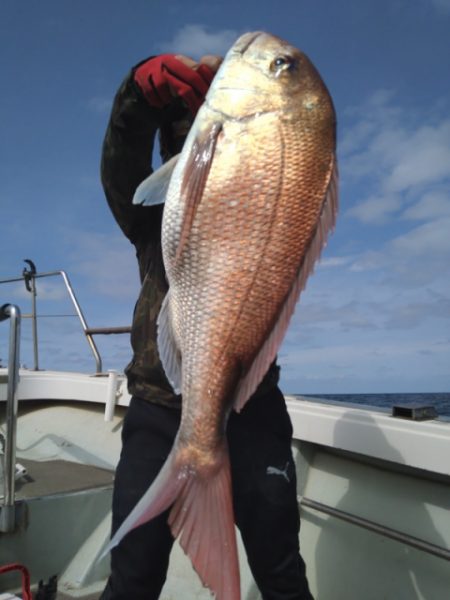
100, 55, 217, 246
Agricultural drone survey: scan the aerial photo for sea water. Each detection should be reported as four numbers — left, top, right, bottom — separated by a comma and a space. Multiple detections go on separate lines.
297, 392, 450, 418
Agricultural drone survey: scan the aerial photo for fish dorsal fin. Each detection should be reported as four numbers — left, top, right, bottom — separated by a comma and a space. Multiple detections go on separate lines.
133, 154, 180, 206
233, 159, 339, 412
175, 121, 223, 261
157, 292, 182, 394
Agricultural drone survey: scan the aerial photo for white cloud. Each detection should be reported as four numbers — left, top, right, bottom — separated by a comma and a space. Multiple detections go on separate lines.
338, 90, 450, 296
347, 193, 403, 225
340, 89, 401, 156
389, 217, 450, 257
346, 216, 450, 286
0, 278, 68, 303
402, 189, 450, 221
319, 256, 354, 269
342, 93, 450, 230
384, 121, 450, 193
349, 250, 385, 273
158, 24, 240, 59
383, 296, 450, 329
68, 231, 140, 301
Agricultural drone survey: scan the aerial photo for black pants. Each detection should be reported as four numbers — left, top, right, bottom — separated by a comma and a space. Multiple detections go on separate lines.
100, 389, 314, 600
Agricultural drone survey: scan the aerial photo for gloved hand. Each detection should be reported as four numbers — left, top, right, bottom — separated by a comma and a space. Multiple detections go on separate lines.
134, 54, 216, 116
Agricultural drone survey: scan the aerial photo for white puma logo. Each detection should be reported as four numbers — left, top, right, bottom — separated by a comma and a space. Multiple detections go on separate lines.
266, 461, 291, 483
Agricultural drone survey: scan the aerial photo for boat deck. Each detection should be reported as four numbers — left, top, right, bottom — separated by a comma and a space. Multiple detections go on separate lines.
13, 459, 114, 501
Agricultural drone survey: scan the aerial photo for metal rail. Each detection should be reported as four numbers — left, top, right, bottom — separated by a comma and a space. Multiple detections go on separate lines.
0, 304, 21, 532
300, 496, 450, 562
0, 266, 115, 373
0, 264, 132, 523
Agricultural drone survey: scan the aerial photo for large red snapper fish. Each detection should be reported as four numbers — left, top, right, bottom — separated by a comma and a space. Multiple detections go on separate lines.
108, 31, 338, 600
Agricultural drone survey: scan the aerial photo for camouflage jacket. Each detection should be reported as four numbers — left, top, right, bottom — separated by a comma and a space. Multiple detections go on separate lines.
101, 65, 280, 407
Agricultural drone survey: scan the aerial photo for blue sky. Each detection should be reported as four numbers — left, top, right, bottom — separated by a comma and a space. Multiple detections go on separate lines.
1, 0, 449, 394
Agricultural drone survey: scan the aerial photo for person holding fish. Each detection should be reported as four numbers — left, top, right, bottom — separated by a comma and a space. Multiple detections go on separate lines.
99, 31, 337, 600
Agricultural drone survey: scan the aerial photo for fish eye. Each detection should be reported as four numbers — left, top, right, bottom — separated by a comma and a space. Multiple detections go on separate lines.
270, 55, 296, 73
274, 57, 288, 67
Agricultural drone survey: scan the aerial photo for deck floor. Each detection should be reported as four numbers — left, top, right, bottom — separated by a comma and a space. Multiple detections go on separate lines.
12, 459, 114, 500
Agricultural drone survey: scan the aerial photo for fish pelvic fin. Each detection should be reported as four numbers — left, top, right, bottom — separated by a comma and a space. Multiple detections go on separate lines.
102, 439, 241, 600
175, 121, 223, 262
132, 154, 180, 206
233, 158, 339, 412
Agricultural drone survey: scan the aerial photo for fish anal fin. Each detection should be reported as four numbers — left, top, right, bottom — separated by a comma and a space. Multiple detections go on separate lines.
233, 158, 339, 412
102, 445, 184, 557
175, 121, 223, 261
168, 448, 241, 600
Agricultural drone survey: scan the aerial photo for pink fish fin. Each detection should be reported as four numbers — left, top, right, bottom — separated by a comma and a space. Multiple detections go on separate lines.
233, 159, 339, 413
157, 291, 182, 394
102, 444, 185, 558
168, 447, 241, 600
175, 121, 223, 262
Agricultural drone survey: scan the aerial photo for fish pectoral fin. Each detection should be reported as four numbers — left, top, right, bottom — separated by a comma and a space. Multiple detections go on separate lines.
175, 121, 223, 261
157, 292, 182, 394
132, 154, 180, 206
233, 158, 339, 413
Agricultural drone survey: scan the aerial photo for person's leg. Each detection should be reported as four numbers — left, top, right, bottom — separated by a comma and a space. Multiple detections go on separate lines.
100, 397, 181, 600
228, 388, 314, 600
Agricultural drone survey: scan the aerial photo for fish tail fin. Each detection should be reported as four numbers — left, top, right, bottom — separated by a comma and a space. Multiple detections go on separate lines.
169, 447, 241, 600
103, 442, 241, 600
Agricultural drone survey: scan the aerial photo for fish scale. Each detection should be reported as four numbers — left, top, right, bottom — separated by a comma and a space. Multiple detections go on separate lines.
170, 119, 285, 356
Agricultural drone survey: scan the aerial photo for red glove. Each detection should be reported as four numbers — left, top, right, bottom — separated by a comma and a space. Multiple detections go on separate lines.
134, 54, 215, 116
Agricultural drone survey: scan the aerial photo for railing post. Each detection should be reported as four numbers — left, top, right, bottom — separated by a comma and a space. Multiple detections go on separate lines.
58, 271, 102, 373
23, 260, 39, 371
30, 274, 39, 371
0, 303, 21, 532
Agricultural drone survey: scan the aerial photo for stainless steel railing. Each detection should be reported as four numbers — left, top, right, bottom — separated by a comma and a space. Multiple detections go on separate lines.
1, 266, 102, 372
0, 262, 130, 374
300, 496, 450, 562
0, 304, 21, 532
0, 264, 132, 529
